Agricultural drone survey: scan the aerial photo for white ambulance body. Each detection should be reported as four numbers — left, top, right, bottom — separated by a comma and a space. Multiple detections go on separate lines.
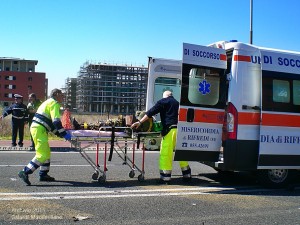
174, 41, 300, 187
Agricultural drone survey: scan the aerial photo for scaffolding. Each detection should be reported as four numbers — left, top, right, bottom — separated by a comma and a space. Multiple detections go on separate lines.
63, 77, 77, 110
70, 61, 148, 114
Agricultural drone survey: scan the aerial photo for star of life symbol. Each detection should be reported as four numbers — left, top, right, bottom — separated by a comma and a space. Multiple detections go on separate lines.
199, 80, 211, 95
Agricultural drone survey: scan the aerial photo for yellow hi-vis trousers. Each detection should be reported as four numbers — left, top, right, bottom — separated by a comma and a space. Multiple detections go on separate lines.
24, 124, 51, 177
159, 128, 190, 181
30, 125, 51, 163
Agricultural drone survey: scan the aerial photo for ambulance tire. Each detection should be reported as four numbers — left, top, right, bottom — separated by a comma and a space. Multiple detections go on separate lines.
257, 169, 297, 188
215, 169, 235, 176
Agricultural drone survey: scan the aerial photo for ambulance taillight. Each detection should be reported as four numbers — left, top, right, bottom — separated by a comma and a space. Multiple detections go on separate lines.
226, 103, 238, 139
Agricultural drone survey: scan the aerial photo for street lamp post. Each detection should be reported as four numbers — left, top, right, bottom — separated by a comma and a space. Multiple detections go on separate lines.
250, 0, 253, 44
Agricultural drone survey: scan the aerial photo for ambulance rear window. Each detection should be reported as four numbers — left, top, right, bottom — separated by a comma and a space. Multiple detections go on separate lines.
180, 64, 227, 109
188, 68, 221, 105
153, 77, 181, 103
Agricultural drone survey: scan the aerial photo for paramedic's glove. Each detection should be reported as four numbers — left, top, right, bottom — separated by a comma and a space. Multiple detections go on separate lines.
63, 131, 72, 141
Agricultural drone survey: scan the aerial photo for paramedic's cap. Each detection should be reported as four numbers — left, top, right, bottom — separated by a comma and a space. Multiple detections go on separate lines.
14, 94, 23, 98
50, 88, 63, 98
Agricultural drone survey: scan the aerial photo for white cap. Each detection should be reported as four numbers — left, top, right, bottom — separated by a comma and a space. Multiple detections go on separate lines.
14, 94, 23, 98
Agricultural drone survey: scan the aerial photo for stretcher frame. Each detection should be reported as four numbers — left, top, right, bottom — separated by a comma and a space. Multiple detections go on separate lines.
70, 127, 160, 183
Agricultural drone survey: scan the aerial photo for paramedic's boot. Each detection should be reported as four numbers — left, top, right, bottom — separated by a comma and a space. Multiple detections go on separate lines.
18, 170, 31, 186
39, 174, 55, 182
182, 166, 192, 183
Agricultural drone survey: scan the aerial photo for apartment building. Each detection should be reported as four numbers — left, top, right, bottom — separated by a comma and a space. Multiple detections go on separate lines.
64, 61, 148, 115
0, 57, 47, 106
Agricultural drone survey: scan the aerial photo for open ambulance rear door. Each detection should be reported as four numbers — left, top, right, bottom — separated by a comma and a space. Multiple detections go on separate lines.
174, 43, 227, 162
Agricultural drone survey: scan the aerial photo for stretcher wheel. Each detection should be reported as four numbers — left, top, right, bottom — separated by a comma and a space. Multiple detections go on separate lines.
92, 171, 99, 180
129, 170, 135, 178
138, 174, 144, 182
98, 175, 106, 184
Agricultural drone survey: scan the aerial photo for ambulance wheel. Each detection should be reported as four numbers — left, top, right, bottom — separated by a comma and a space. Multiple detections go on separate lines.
129, 170, 135, 178
215, 169, 234, 176
92, 171, 99, 180
138, 174, 144, 182
98, 175, 106, 184
257, 169, 297, 188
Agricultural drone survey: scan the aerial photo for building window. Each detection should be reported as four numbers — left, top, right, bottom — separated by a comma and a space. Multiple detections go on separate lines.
28, 77, 33, 81
5, 67, 10, 71
5, 84, 16, 89
28, 85, 32, 90
5, 76, 16, 80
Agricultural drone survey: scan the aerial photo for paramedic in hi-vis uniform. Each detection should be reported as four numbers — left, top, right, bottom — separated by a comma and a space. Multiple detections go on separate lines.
18, 89, 71, 186
131, 90, 191, 184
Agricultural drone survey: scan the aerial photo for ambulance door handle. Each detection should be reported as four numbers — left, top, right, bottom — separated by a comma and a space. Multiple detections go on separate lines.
242, 105, 261, 110
186, 108, 194, 122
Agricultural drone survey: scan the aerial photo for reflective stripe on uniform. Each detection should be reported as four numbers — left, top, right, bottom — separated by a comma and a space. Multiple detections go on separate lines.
160, 170, 172, 181
40, 159, 50, 174
12, 115, 25, 119
38, 111, 51, 119
57, 128, 65, 133
33, 117, 53, 132
181, 165, 191, 178
24, 157, 41, 175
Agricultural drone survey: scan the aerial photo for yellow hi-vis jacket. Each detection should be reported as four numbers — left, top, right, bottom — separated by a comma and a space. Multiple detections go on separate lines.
31, 98, 67, 137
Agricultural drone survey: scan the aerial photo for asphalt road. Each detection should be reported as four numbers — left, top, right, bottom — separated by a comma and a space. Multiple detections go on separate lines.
1, 150, 300, 225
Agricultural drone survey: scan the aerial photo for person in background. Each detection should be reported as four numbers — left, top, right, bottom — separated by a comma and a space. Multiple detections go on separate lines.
18, 89, 71, 186
131, 90, 191, 184
0, 94, 28, 147
61, 106, 81, 130
27, 93, 42, 149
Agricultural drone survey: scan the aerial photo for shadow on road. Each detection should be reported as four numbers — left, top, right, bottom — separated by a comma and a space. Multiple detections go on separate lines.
27, 171, 300, 196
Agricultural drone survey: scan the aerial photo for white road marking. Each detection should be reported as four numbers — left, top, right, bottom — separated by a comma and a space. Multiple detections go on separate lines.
0, 187, 270, 201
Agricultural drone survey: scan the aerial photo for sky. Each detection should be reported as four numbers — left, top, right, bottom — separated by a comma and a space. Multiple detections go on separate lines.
1, 0, 300, 93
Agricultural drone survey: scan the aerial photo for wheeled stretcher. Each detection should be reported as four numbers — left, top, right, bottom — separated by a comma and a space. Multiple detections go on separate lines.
69, 127, 160, 183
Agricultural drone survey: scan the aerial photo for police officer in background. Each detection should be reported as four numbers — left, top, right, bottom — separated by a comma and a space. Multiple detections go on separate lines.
0, 94, 28, 147
131, 90, 191, 184
18, 89, 71, 186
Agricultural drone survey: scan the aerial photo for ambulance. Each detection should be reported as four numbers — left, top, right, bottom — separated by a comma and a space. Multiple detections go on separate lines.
174, 41, 300, 188
143, 57, 182, 150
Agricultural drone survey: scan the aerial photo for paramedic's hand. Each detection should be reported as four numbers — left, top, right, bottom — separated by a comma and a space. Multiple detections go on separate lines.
63, 131, 72, 141
131, 121, 141, 129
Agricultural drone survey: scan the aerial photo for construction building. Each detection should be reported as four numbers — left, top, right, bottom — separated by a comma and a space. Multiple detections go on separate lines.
63, 77, 77, 110
64, 61, 148, 115
0, 57, 47, 106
